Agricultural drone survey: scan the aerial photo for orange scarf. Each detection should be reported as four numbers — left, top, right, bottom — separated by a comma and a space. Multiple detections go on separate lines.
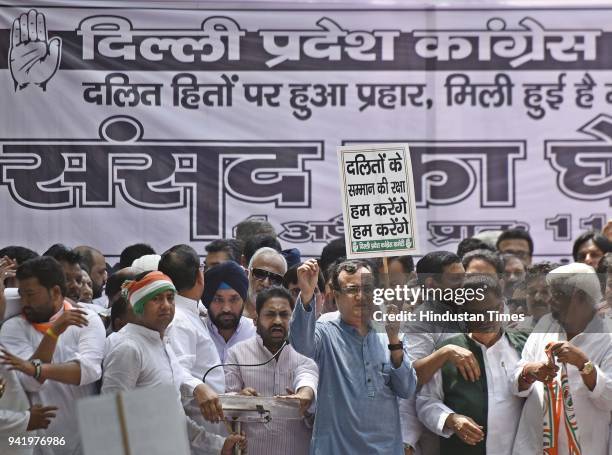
23, 301, 73, 334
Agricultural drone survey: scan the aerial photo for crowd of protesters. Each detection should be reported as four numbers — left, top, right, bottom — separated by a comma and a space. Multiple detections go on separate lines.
1, 219, 612, 455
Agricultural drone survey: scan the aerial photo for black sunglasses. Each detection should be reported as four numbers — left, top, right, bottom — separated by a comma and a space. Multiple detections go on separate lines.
251, 268, 284, 286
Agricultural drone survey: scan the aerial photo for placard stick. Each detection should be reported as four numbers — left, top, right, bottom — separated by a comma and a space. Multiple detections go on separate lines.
382, 256, 390, 287
116, 393, 132, 455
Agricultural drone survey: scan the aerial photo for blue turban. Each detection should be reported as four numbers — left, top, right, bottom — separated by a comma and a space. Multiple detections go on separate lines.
202, 260, 248, 307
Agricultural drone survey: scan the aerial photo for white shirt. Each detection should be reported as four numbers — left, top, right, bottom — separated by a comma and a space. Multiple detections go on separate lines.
0, 306, 106, 455
91, 294, 108, 309
103, 331, 122, 357
206, 316, 256, 363
101, 323, 225, 454
0, 357, 33, 455
166, 295, 225, 394
224, 335, 318, 455
417, 333, 523, 455
398, 395, 424, 454
512, 313, 612, 455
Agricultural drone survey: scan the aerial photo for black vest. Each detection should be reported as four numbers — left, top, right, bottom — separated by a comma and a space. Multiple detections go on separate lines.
436, 330, 529, 455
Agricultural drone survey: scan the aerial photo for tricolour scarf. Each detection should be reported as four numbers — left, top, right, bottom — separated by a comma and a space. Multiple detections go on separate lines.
543, 342, 582, 455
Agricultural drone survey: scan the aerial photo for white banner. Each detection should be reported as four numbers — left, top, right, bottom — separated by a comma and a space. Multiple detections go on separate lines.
0, 2, 609, 261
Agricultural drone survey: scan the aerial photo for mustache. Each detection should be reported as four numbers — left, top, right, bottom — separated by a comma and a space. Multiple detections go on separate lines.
269, 325, 286, 331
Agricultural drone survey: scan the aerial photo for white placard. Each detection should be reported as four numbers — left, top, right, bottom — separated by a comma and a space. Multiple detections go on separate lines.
337, 143, 419, 259
77, 385, 190, 455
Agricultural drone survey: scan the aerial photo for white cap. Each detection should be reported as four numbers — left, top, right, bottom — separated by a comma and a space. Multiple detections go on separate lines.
131, 254, 161, 274
546, 262, 602, 306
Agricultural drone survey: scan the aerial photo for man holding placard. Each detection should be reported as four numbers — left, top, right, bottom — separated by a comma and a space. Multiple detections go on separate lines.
289, 258, 417, 454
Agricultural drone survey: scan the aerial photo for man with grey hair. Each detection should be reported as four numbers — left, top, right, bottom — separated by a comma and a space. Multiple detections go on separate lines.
245, 247, 287, 319
235, 219, 276, 244
512, 262, 612, 455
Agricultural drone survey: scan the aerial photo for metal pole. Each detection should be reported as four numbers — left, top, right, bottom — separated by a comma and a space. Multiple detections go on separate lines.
233, 420, 242, 455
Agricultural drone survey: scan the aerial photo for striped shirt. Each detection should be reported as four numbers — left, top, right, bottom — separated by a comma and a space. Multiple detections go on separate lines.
224, 335, 318, 455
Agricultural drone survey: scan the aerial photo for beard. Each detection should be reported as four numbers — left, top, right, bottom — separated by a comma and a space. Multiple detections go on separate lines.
92, 281, 104, 299
22, 305, 55, 323
257, 323, 287, 349
210, 311, 241, 330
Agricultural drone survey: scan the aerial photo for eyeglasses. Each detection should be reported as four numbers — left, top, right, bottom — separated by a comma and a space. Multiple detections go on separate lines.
339, 285, 375, 296
251, 268, 284, 286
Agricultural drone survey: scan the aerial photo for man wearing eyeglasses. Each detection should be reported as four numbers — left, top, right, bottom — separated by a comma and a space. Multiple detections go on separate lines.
202, 261, 256, 363
246, 247, 288, 319
289, 258, 417, 455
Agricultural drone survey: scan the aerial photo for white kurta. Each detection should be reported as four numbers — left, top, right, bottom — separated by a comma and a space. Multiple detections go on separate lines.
101, 323, 225, 455
0, 358, 34, 455
512, 314, 612, 455
0, 307, 106, 455
166, 296, 227, 436
417, 334, 524, 455
398, 395, 424, 455
166, 295, 225, 394
224, 335, 318, 455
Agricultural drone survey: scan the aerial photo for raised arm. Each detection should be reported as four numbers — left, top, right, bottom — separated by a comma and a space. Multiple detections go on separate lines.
289, 260, 322, 361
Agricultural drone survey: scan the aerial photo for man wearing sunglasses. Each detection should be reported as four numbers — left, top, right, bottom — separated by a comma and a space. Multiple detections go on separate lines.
246, 247, 288, 319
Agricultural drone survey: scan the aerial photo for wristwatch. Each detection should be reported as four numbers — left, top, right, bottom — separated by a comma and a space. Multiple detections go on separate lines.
30, 358, 42, 379
580, 360, 594, 375
388, 343, 403, 351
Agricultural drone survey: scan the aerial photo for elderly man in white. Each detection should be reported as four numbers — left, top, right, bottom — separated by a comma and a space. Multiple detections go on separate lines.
512, 262, 612, 455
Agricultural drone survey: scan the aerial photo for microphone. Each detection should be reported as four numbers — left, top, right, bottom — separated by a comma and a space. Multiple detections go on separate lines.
202, 339, 288, 383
